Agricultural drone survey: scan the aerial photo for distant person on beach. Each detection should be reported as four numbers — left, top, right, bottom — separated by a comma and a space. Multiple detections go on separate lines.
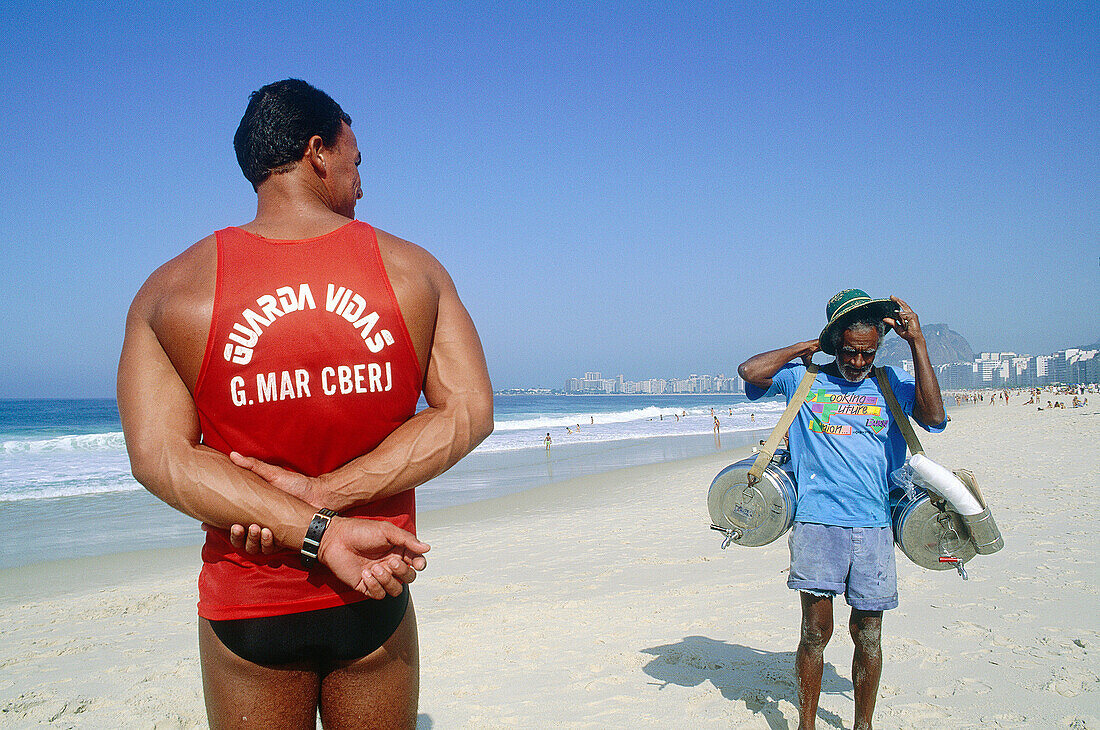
713, 416, 720, 434
545, 432, 553, 449
739, 289, 946, 730
118, 79, 493, 728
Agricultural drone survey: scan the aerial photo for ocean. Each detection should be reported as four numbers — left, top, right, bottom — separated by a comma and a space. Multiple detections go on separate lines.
0, 394, 783, 568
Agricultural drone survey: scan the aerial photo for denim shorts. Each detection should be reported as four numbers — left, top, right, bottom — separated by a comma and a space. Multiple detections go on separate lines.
788, 522, 898, 611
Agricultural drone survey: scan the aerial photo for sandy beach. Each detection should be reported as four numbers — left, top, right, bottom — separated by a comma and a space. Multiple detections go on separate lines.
2, 399, 1097, 728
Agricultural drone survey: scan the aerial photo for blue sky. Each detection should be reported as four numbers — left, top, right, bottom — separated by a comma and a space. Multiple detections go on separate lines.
1, 2, 1096, 397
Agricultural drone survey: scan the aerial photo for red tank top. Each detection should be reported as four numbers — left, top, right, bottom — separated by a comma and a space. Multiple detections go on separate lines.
193, 221, 422, 620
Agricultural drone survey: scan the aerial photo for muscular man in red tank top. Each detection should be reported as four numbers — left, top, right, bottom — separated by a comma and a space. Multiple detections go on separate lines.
118, 80, 493, 728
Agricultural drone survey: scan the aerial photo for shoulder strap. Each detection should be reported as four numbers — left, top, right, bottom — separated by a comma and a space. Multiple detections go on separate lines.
748, 364, 819, 480
874, 366, 924, 455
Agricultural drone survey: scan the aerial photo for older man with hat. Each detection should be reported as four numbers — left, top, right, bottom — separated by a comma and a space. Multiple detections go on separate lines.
738, 289, 946, 730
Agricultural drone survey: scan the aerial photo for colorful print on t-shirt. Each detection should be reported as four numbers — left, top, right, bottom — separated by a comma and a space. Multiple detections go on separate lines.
806, 389, 885, 435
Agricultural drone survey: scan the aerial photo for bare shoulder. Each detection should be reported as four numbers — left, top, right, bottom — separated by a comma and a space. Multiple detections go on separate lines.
128, 235, 218, 378
372, 227, 471, 371
373, 227, 452, 296
132, 234, 217, 317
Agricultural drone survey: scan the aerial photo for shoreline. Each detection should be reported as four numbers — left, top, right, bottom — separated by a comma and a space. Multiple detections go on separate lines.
0, 426, 775, 570
0, 442, 760, 607
0, 439, 762, 604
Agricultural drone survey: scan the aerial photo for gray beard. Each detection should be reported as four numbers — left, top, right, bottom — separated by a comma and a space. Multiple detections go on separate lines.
838, 361, 872, 383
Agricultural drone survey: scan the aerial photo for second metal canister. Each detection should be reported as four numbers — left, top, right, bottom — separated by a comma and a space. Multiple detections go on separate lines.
890, 487, 977, 570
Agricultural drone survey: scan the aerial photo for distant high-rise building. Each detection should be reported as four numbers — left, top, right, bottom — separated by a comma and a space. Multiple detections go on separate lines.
938, 362, 977, 390
1078, 350, 1100, 384
1049, 352, 1071, 384
1069, 350, 1099, 384
976, 354, 1005, 384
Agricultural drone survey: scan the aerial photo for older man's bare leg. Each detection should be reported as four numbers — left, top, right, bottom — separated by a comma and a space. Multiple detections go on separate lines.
796, 591, 834, 730
850, 608, 883, 730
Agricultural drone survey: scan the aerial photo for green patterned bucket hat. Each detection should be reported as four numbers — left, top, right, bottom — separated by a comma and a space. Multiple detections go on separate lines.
818, 289, 900, 355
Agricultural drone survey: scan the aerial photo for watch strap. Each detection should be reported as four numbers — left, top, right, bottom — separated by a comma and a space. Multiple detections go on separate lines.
300, 508, 338, 568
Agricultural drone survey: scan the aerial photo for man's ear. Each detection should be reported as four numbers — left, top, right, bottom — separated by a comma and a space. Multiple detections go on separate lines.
304, 134, 326, 176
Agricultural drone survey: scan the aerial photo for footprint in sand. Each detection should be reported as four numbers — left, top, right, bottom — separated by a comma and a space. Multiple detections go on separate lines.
1044, 666, 1100, 698
978, 711, 1029, 725
941, 620, 994, 643
923, 679, 995, 700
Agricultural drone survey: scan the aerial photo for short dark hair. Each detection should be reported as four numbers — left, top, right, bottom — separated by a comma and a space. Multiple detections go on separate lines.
830, 316, 886, 354
233, 79, 352, 189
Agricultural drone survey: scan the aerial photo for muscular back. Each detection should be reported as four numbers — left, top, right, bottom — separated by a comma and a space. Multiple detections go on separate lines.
141, 224, 443, 395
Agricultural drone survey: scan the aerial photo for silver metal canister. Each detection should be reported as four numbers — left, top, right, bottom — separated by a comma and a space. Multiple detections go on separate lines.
708, 450, 797, 548
890, 487, 977, 570
954, 469, 1004, 555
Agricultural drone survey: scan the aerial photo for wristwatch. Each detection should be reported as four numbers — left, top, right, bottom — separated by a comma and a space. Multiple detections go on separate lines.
300, 508, 338, 568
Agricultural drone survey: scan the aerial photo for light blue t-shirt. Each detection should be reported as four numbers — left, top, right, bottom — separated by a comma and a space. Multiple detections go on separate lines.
745, 363, 946, 527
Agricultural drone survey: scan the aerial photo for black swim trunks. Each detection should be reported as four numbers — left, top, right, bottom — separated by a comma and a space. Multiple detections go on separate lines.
208, 587, 409, 666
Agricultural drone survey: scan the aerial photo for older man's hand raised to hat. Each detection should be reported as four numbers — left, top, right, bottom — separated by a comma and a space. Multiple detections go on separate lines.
883, 295, 923, 344
885, 295, 945, 426
738, 339, 821, 389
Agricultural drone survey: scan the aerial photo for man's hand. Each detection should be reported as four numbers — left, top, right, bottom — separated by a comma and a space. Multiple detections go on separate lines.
317, 517, 430, 599
209, 522, 278, 554
883, 296, 923, 344
215, 515, 429, 598
230, 451, 325, 508
883, 295, 946, 426
221, 452, 325, 554
800, 340, 821, 368
739, 339, 820, 389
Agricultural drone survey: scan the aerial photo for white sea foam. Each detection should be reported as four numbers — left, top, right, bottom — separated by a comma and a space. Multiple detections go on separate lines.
493, 401, 783, 431
0, 398, 786, 502
0, 431, 139, 501
0, 431, 126, 454
478, 401, 784, 453
0, 475, 145, 502
495, 406, 678, 431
